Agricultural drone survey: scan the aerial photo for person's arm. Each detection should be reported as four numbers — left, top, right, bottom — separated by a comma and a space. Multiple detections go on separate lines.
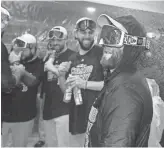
66, 76, 104, 91
100, 86, 143, 147
44, 58, 60, 76
46, 66, 60, 76
1, 61, 16, 93
22, 70, 37, 86
86, 81, 104, 91
1, 42, 16, 93
58, 76, 67, 93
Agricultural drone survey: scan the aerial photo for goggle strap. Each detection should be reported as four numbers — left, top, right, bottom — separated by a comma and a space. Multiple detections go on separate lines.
124, 34, 150, 50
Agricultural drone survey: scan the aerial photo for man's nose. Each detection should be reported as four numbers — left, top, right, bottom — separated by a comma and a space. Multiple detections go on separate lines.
50, 41, 57, 46
84, 32, 91, 38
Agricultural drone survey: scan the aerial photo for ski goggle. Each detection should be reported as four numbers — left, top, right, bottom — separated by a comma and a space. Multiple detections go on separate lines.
76, 19, 96, 31
1, 14, 10, 23
13, 38, 35, 49
48, 29, 66, 40
99, 25, 150, 50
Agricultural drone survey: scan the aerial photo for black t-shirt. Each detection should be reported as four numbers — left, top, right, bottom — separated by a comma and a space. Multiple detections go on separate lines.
1, 42, 15, 93
43, 49, 74, 120
1, 42, 15, 122
3, 57, 44, 122
68, 45, 104, 134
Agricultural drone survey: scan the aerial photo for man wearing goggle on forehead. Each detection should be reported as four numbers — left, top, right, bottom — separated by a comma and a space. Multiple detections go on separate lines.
97, 14, 150, 70
41, 26, 75, 147
63, 17, 104, 147
47, 26, 68, 53
74, 17, 98, 52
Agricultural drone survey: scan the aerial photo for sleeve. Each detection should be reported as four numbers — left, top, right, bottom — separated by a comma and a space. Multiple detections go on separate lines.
100, 86, 143, 147
23, 60, 44, 87
1, 43, 16, 92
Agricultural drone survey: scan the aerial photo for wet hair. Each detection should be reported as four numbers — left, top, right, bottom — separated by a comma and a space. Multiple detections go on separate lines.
94, 15, 147, 108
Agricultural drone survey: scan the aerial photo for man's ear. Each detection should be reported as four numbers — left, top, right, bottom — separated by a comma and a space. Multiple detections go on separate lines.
74, 30, 78, 40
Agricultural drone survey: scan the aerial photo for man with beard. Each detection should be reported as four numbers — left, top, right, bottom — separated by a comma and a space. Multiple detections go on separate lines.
42, 26, 74, 147
84, 14, 153, 147
2, 33, 44, 147
65, 17, 104, 147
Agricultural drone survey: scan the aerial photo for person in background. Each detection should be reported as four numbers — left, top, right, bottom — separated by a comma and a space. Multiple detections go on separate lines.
159, 82, 164, 146
84, 14, 153, 147
34, 44, 47, 147
64, 17, 104, 147
1, 7, 28, 124
2, 33, 44, 147
146, 78, 164, 147
42, 26, 74, 147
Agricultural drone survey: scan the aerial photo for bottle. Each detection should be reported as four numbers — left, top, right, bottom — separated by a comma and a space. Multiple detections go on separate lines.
63, 85, 72, 103
63, 74, 73, 103
46, 50, 56, 81
73, 87, 83, 105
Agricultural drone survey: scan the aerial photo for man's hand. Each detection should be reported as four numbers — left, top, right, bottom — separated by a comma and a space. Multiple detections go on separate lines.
66, 75, 87, 89
58, 61, 72, 77
44, 59, 60, 76
44, 59, 56, 71
10, 64, 25, 85
9, 51, 22, 64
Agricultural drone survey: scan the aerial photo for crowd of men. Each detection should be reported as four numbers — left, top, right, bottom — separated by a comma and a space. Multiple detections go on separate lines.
1, 6, 164, 147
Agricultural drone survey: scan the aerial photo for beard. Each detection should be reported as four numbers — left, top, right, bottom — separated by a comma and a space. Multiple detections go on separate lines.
101, 47, 123, 70
78, 39, 94, 51
100, 57, 115, 70
100, 54, 118, 70
21, 51, 34, 63
55, 45, 64, 54
48, 43, 64, 54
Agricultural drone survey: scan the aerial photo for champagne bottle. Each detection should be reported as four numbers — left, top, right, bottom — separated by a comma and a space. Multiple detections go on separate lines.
73, 86, 83, 105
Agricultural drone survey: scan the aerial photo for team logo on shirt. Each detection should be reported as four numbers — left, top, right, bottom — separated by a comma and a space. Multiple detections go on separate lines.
71, 64, 93, 81
84, 104, 98, 147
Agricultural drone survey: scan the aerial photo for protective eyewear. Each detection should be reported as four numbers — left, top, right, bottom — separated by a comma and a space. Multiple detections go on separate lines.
99, 25, 150, 50
48, 29, 65, 40
1, 13, 10, 22
76, 19, 96, 31
13, 38, 35, 49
